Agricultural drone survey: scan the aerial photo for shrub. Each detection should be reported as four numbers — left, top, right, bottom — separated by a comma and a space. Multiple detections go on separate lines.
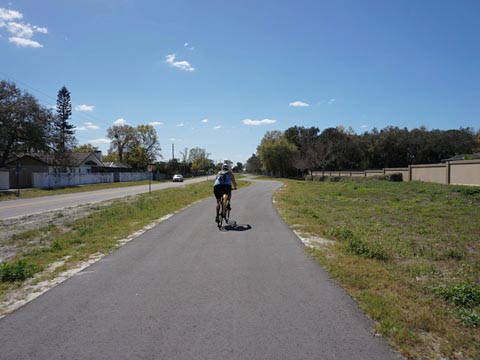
455, 308, 479, 328
434, 281, 480, 308
336, 229, 390, 261
346, 236, 391, 261
457, 187, 480, 196
0, 260, 38, 282
385, 173, 403, 182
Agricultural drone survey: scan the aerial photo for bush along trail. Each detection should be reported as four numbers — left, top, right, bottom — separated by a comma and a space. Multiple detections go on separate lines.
273, 177, 480, 359
0, 180, 249, 316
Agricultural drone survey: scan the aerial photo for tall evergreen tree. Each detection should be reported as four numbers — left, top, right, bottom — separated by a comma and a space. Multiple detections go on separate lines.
54, 86, 76, 155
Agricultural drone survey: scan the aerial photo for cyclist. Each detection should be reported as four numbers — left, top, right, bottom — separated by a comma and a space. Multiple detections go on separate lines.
213, 163, 237, 222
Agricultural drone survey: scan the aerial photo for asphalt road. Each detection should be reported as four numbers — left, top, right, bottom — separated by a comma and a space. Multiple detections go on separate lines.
0, 180, 401, 359
0, 176, 209, 220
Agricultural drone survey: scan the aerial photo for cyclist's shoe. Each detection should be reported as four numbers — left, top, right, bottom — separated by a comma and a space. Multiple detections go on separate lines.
215, 215, 219, 223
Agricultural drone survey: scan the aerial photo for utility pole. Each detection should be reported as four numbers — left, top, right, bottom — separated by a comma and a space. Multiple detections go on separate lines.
172, 143, 175, 160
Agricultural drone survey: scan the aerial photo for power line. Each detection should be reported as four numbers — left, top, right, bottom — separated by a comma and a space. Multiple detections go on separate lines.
0, 71, 115, 130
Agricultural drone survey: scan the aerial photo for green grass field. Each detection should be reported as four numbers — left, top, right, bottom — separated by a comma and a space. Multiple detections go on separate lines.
274, 178, 479, 359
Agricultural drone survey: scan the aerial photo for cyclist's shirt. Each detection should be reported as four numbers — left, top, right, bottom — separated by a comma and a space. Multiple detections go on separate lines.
214, 170, 232, 186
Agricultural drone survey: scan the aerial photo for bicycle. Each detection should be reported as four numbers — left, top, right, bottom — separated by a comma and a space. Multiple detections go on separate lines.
216, 193, 231, 229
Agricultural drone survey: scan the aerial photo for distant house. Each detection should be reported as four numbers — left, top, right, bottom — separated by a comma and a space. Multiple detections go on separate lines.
442, 153, 480, 162
5, 152, 104, 174
4, 151, 105, 188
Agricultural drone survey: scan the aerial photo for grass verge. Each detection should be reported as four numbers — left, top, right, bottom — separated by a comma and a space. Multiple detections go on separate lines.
0, 179, 249, 307
273, 178, 479, 359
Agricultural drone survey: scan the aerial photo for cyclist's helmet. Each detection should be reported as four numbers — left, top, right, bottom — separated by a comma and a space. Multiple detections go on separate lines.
222, 163, 230, 171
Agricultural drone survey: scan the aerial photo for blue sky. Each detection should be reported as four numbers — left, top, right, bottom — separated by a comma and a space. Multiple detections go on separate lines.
1, 0, 479, 164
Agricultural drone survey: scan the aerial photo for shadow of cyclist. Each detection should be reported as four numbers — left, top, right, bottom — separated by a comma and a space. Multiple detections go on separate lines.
223, 223, 252, 232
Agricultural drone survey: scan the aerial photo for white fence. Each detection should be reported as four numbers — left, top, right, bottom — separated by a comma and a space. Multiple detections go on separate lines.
33, 172, 114, 188
0, 171, 9, 190
119, 172, 151, 182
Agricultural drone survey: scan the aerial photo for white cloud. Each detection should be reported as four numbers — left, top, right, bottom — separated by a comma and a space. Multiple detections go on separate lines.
177, 123, 184, 127
149, 121, 164, 126
328, 98, 336, 104
0, 8, 47, 48
242, 118, 277, 126
169, 138, 182, 142
0, 8, 23, 21
114, 118, 127, 125
9, 37, 42, 48
85, 122, 100, 130
361, 125, 368, 129
214, 126, 222, 129
165, 54, 195, 72
89, 138, 110, 144
289, 101, 309, 107
201, 119, 209, 123
33, 25, 47, 34
75, 126, 87, 131
184, 42, 188, 47
75, 104, 95, 112
6, 22, 34, 38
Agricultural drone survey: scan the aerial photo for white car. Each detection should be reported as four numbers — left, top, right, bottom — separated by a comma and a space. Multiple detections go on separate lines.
172, 174, 184, 182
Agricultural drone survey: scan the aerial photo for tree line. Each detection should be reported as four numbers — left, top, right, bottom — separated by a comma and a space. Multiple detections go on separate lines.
0, 80, 243, 174
0, 80, 164, 170
247, 125, 480, 177
0, 80, 77, 167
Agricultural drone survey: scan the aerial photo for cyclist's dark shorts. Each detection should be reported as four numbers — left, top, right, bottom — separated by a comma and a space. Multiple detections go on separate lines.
214, 184, 232, 199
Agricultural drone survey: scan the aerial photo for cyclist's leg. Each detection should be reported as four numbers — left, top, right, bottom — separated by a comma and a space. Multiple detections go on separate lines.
214, 186, 222, 221
226, 185, 232, 209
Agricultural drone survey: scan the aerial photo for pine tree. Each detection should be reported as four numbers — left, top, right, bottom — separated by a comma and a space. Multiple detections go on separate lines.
54, 86, 76, 167
55, 86, 76, 154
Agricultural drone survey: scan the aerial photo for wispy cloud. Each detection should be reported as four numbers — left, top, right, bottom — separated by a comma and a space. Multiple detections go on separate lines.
169, 138, 182, 142
0, 7, 47, 48
165, 54, 195, 72
149, 121, 164, 126
214, 126, 222, 129
85, 122, 100, 130
289, 101, 309, 107
89, 138, 110, 144
114, 118, 127, 125
0, 8, 22, 21
9, 37, 42, 48
184, 42, 194, 50
318, 98, 337, 105
177, 123, 184, 127
75, 104, 95, 112
201, 119, 209, 123
242, 118, 277, 126
75, 126, 86, 131
361, 125, 368, 129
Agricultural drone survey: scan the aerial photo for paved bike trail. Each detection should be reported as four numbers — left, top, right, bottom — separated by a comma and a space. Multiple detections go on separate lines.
0, 180, 402, 359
